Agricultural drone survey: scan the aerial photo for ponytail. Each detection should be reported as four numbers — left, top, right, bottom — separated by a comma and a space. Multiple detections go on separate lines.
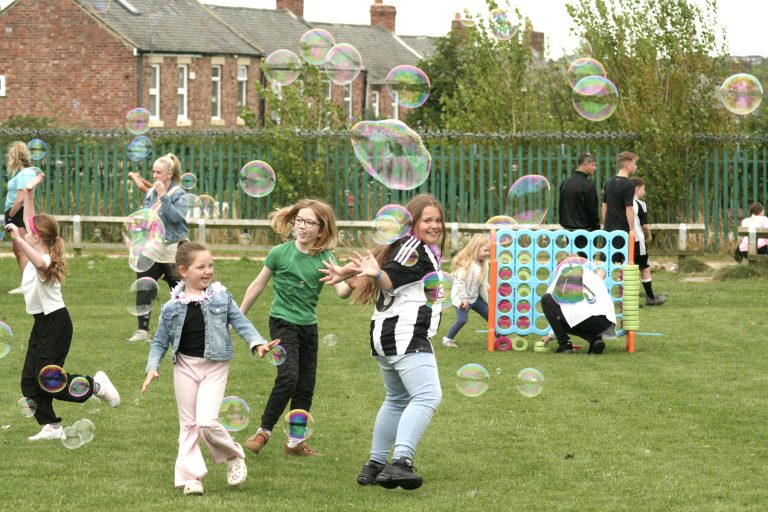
31, 214, 67, 285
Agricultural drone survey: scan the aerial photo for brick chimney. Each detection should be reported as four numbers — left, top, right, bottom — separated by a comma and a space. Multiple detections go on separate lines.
370, 0, 396, 32
451, 12, 468, 37
529, 30, 545, 57
276, 0, 303, 17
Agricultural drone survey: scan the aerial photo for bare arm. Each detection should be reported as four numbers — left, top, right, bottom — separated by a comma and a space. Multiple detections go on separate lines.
128, 172, 152, 193
601, 203, 607, 227
5, 223, 46, 272
625, 206, 635, 236
240, 266, 273, 315
23, 174, 44, 229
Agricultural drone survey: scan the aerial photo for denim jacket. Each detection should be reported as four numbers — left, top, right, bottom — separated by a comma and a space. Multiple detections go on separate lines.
143, 184, 188, 243
145, 282, 266, 372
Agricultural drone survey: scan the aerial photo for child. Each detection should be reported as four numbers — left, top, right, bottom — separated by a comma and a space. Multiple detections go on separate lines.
631, 178, 665, 306
734, 202, 768, 262
5, 174, 120, 441
239, 199, 352, 457
442, 233, 490, 348
541, 258, 616, 354
141, 240, 279, 496
322, 193, 445, 490
4, 141, 39, 294
127, 153, 189, 342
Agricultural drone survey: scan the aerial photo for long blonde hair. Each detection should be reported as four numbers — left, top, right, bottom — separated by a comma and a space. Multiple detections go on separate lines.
269, 198, 337, 256
451, 233, 489, 284
30, 214, 67, 285
6, 141, 32, 176
154, 153, 182, 183
353, 194, 445, 305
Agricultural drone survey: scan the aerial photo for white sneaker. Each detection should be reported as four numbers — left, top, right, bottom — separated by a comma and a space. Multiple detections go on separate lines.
8, 286, 23, 295
126, 329, 151, 342
29, 423, 63, 441
442, 337, 457, 348
183, 480, 204, 496
94, 371, 120, 407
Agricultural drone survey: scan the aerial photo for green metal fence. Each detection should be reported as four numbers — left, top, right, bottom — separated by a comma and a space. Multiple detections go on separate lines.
1, 131, 765, 249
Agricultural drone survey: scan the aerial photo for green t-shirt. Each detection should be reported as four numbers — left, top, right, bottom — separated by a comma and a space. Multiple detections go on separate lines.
264, 241, 333, 325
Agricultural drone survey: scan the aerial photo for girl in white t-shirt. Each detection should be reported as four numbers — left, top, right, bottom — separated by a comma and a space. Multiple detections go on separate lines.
442, 234, 490, 348
5, 175, 120, 442
735, 202, 768, 262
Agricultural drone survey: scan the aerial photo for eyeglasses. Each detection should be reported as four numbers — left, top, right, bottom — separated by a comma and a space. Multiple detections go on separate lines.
293, 217, 321, 229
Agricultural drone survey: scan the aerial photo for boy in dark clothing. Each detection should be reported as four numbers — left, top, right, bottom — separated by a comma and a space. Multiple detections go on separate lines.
559, 153, 600, 231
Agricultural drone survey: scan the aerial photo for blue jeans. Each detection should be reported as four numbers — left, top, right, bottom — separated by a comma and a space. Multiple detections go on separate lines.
445, 297, 489, 340
369, 352, 442, 463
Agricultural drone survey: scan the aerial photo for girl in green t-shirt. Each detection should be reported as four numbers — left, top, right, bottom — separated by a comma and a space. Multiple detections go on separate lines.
240, 199, 352, 457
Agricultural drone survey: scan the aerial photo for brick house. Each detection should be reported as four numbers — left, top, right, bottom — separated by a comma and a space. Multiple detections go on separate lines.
0, 0, 438, 129
0, 0, 262, 129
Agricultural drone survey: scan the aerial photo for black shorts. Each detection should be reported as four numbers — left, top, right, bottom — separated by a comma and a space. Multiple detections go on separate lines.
634, 241, 649, 270
3, 206, 24, 228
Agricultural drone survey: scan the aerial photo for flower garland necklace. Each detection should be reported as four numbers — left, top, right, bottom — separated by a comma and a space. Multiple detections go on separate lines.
170, 281, 226, 305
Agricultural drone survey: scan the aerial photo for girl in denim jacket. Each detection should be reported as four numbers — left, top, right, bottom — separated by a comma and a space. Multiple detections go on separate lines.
127, 153, 189, 343
141, 241, 279, 496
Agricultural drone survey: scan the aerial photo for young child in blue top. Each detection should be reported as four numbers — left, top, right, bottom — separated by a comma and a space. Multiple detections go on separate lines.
240, 198, 352, 457
4, 141, 41, 294
141, 240, 279, 496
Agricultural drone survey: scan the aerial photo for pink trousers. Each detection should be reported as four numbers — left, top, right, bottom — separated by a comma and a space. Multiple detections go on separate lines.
173, 354, 244, 487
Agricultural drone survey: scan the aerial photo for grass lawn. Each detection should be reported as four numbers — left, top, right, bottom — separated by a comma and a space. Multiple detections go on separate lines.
0, 253, 767, 511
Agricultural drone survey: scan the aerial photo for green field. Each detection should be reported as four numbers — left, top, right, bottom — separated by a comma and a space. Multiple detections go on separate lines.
0, 254, 766, 511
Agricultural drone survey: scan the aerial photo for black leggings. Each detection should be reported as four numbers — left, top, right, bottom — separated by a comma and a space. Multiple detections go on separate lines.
136, 261, 178, 331
260, 317, 318, 431
541, 293, 611, 345
21, 308, 94, 425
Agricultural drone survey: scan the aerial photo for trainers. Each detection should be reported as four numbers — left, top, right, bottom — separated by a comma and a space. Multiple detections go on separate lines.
183, 480, 204, 496
588, 339, 606, 355
226, 449, 248, 486
375, 457, 423, 490
645, 295, 666, 306
8, 286, 22, 295
93, 370, 120, 407
284, 441, 322, 457
441, 337, 457, 348
357, 460, 386, 485
244, 429, 270, 454
126, 329, 151, 342
28, 423, 63, 441
554, 342, 574, 354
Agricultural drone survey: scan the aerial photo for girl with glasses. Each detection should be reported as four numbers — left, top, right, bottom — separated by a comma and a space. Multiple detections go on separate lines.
240, 198, 352, 457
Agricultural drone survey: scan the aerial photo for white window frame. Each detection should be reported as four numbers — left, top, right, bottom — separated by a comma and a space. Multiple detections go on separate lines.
211, 65, 222, 120
344, 83, 353, 119
0, 75, 6, 97
392, 91, 399, 120
177, 64, 188, 120
237, 65, 248, 109
370, 90, 380, 118
324, 80, 332, 101
149, 64, 160, 119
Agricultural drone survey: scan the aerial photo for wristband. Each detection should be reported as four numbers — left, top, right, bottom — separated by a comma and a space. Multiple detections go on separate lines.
374, 270, 382, 281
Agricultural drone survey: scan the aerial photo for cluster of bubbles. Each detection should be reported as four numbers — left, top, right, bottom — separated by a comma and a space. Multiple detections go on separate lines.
264, 29, 363, 87
219, 396, 250, 432
61, 418, 97, 450
125, 108, 153, 162
454, 364, 544, 398
351, 119, 431, 190
283, 409, 314, 442
563, 39, 619, 122
457, 7, 518, 42
123, 208, 166, 272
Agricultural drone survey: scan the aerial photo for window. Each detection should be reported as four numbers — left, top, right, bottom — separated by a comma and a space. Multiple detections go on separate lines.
392, 91, 399, 120
0, 75, 6, 97
177, 65, 188, 120
370, 90, 380, 118
344, 83, 353, 119
149, 64, 160, 119
211, 65, 221, 119
237, 65, 248, 109
270, 82, 282, 125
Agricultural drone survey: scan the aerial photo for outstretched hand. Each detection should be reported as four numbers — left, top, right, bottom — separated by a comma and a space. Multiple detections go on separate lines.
253, 338, 281, 358
25, 173, 45, 191
319, 258, 357, 285
351, 250, 381, 278
4, 223, 20, 239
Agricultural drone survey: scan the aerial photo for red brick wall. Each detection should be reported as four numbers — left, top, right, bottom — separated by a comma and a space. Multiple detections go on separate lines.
276, 0, 304, 17
0, 0, 138, 128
